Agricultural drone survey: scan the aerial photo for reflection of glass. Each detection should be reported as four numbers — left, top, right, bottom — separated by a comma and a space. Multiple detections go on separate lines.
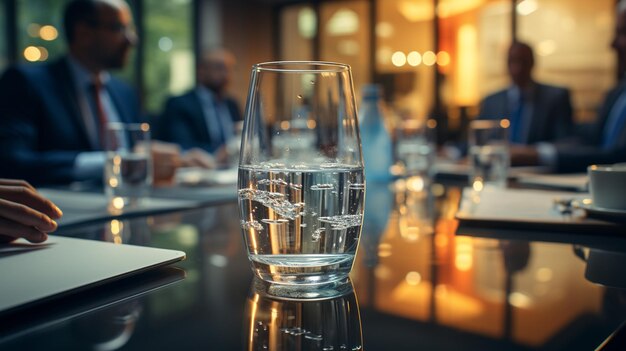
238, 61, 364, 287
245, 278, 363, 351
468, 120, 509, 190
395, 178, 434, 242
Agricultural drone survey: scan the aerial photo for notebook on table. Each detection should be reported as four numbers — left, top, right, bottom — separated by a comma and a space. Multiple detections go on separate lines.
455, 187, 626, 235
0, 236, 185, 316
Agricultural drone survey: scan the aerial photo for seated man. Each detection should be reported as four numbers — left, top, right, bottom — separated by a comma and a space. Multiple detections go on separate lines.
157, 48, 243, 165
480, 41, 574, 145
0, 179, 62, 243
0, 0, 181, 186
512, 3, 626, 172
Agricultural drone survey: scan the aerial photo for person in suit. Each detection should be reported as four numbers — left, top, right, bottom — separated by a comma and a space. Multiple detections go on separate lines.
157, 48, 243, 166
479, 41, 574, 145
0, 179, 63, 243
512, 2, 626, 172
0, 0, 182, 186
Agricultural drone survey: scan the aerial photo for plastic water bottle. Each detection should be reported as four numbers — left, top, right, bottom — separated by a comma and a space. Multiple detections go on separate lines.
359, 84, 393, 182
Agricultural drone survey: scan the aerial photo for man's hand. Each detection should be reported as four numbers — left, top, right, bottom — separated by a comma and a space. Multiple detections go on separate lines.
0, 179, 63, 243
181, 148, 217, 169
151, 141, 182, 185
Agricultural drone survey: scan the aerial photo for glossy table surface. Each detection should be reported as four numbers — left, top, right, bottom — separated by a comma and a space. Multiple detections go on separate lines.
2, 178, 626, 351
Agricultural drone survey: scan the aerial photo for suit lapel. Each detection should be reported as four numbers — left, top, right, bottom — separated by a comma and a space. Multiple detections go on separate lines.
191, 93, 212, 141
49, 58, 93, 149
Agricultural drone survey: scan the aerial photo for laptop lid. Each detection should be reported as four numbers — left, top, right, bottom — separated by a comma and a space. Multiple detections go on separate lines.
0, 236, 185, 315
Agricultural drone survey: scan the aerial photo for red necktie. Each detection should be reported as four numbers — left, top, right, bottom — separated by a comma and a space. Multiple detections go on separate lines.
92, 77, 108, 149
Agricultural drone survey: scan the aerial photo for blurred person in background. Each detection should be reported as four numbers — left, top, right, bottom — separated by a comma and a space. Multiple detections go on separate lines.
0, 179, 63, 243
480, 41, 574, 145
0, 0, 199, 186
157, 48, 243, 167
512, 2, 626, 172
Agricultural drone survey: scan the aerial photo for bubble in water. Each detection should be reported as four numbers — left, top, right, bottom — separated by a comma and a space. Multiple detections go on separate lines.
312, 228, 324, 242
349, 183, 365, 190
258, 178, 288, 187
241, 220, 263, 231
261, 218, 289, 224
318, 214, 362, 230
290, 183, 303, 189
304, 333, 323, 341
310, 183, 334, 191
310, 80, 315, 85
239, 188, 301, 219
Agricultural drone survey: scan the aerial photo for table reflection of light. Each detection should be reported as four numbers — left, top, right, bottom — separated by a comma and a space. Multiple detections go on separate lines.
455, 237, 473, 271
112, 196, 125, 210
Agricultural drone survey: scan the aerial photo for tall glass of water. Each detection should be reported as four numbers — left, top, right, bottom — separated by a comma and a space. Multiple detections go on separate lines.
104, 122, 152, 210
468, 119, 509, 190
238, 61, 364, 289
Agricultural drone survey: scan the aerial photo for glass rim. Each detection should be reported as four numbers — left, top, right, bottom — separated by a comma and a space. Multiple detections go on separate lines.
252, 61, 351, 73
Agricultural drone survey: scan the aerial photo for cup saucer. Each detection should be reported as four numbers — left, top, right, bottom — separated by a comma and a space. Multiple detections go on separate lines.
573, 199, 626, 222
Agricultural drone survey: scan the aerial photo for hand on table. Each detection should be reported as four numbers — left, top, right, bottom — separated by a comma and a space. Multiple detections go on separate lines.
181, 148, 217, 169
0, 179, 63, 243
151, 141, 183, 185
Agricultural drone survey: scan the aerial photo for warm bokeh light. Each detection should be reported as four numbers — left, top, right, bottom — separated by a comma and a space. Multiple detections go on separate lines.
500, 119, 510, 128
436, 51, 450, 66
391, 51, 407, 67
517, 0, 538, 16
112, 197, 125, 210
407, 51, 421, 66
422, 51, 436, 66
405, 271, 422, 286
23, 46, 41, 62
39, 25, 58, 41
454, 24, 479, 105
472, 179, 484, 192
376, 21, 394, 38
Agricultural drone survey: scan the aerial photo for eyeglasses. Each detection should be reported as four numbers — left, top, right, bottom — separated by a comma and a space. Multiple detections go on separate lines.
89, 21, 136, 37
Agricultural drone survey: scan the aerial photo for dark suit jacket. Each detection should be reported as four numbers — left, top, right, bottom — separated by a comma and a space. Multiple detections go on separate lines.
0, 56, 139, 185
479, 83, 574, 144
156, 90, 242, 153
554, 84, 626, 172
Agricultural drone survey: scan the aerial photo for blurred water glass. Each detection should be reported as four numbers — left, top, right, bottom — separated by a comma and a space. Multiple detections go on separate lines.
468, 119, 509, 190
238, 61, 364, 288
394, 119, 436, 179
104, 122, 153, 210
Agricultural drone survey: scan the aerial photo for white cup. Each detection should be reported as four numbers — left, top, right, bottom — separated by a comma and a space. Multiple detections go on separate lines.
588, 164, 626, 210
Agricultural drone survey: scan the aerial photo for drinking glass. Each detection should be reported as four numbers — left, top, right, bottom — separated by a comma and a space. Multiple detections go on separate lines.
238, 61, 364, 287
394, 118, 436, 178
104, 122, 153, 209
245, 278, 362, 351
468, 119, 509, 190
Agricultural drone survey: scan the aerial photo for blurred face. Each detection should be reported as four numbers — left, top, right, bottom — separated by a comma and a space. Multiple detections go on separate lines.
198, 52, 235, 95
612, 10, 626, 76
86, 1, 136, 70
507, 44, 533, 88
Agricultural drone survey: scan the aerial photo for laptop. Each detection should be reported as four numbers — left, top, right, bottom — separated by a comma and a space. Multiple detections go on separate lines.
0, 236, 185, 316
